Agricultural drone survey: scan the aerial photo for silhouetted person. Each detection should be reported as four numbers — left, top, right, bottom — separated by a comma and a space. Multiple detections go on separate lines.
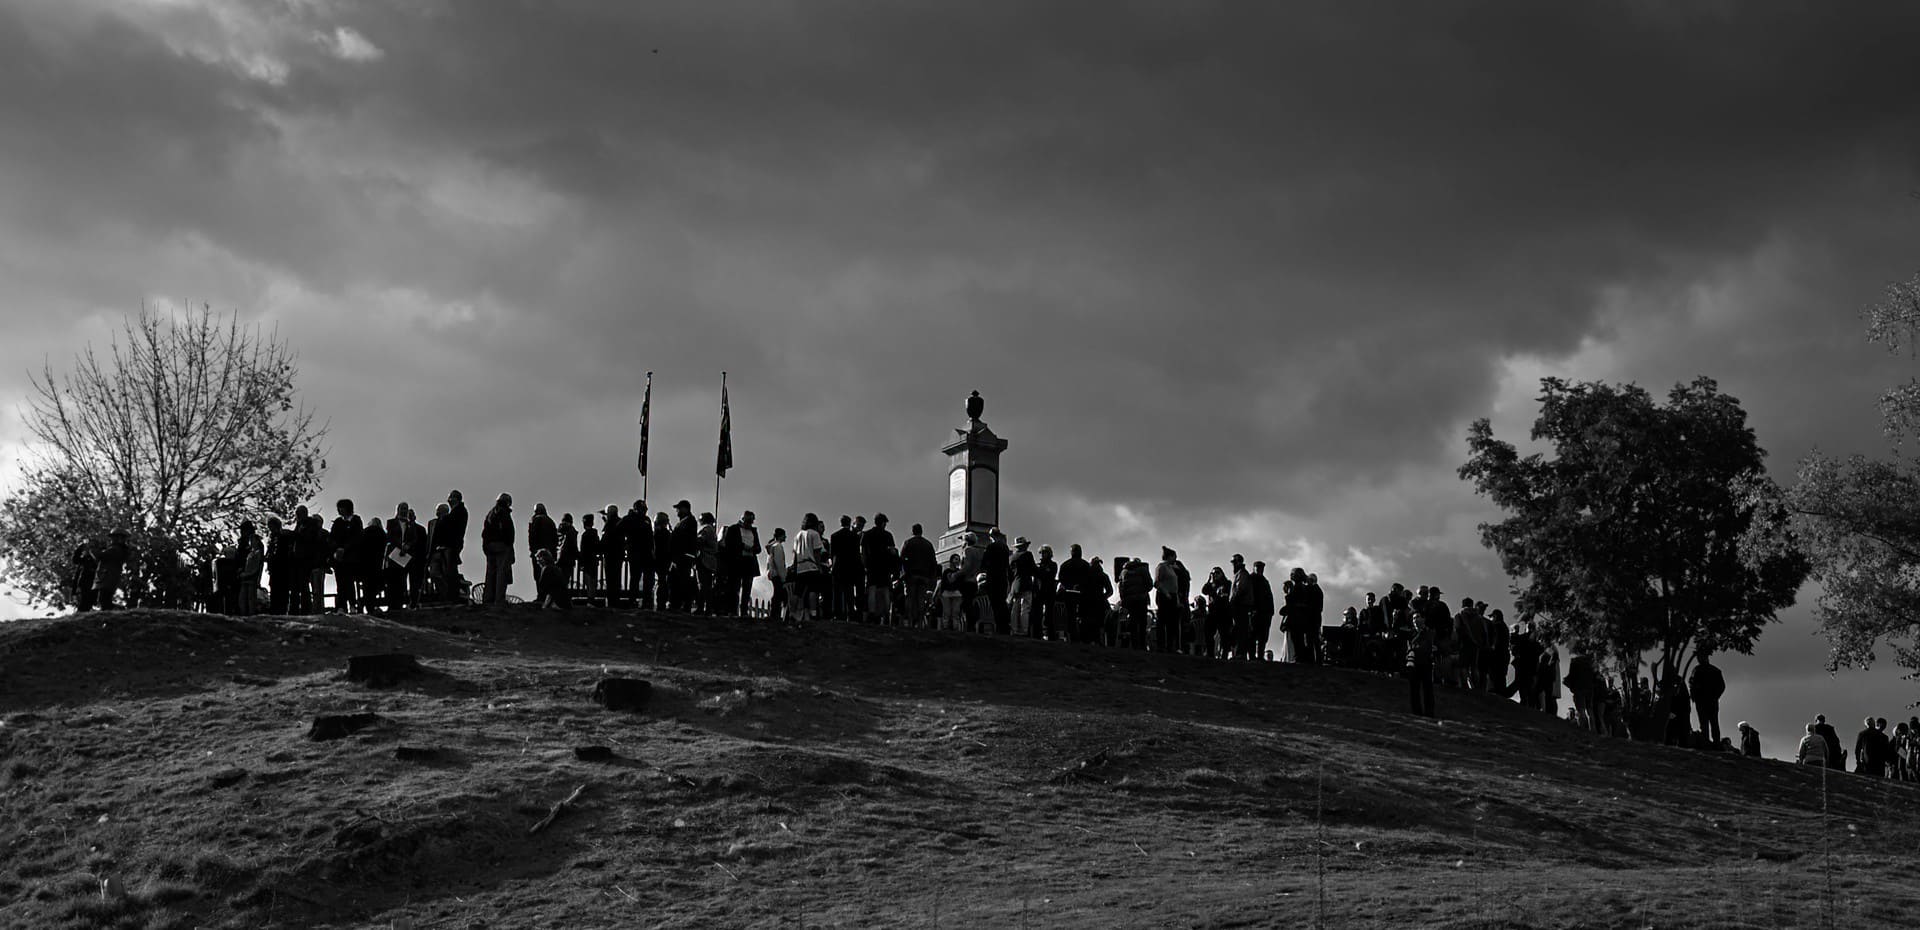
1227, 555, 1255, 658
1085, 556, 1112, 644
383, 503, 415, 611
789, 514, 828, 624
481, 493, 515, 605
653, 511, 674, 609
535, 548, 569, 611
600, 505, 626, 606
1508, 618, 1542, 706
1798, 723, 1829, 766
1035, 545, 1060, 640
70, 542, 97, 612
983, 528, 1012, 635
934, 553, 967, 630
1010, 536, 1038, 636
1055, 545, 1089, 644
1153, 547, 1188, 655
1249, 561, 1274, 660
295, 505, 327, 613
1688, 652, 1726, 746
1116, 556, 1152, 649
1406, 612, 1436, 718
861, 514, 898, 624
96, 529, 131, 610
670, 501, 698, 612
443, 490, 469, 589
355, 514, 386, 612
557, 513, 578, 601
579, 512, 601, 604
427, 502, 455, 602
235, 520, 263, 615
329, 499, 362, 612
1857, 717, 1891, 778
765, 527, 789, 622
403, 506, 429, 606
901, 524, 939, 629
1813, 715, 1843, 770
267, 516, 295, 615
1566, 648, 1601, 732
695, 512, 720, 613
829, 515, 862, 622
623, 501, 654, 609
1738, 721, 1761, 758
527, 504, 558, 573
721, 510, 762, 617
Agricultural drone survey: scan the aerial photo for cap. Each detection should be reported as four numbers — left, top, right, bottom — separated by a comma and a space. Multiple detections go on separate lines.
1015, 536, 1030, 547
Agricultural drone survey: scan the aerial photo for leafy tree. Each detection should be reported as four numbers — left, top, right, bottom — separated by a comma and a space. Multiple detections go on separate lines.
0, 307, 326, 609
1459, 376, 1807, 684
1776, 271, 1920, 674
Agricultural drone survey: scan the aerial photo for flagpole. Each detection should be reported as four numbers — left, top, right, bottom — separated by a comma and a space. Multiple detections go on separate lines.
640, 371, 653, 504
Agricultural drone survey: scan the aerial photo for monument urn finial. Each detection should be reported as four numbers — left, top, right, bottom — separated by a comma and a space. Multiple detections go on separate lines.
966, 390, 984, 422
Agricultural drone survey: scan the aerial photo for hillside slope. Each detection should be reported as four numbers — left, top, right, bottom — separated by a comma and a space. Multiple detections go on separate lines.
3, 605, 1917, 929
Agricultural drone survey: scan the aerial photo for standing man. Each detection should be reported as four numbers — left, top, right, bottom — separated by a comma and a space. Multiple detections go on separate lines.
443, 490, 469, 591
829, 515, 862, 622
1118, 555, 1153, 650
670, 500, 698, 612
556, 513, 579, 605
1056, 544, 1089, 644
527, 504, 559, 576
69, 541, 98, 612
1813, 714, 1843, 770
1688, 651, 1727, 747
96, 529, 131, 610
1227, 555, 1255, 659
1010, 537, 1038, 637
1035, 545, 1059, 641
982, 528, 1012, 635
296, 505, 327, 613
600, 504, 626, 607
1249, 561, 1275, 660
721, 510, 763, 616
901, 523, 939, 629
329, 500, 362, 613
861, 514, 899, 624
578, 512, 601, 605
481, 493, 515, 605
1153, 548, 1187, 654
622, 500, 653, 609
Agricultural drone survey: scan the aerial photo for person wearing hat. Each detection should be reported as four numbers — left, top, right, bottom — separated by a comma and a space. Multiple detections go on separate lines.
669, 501, 698, 612
695, 512, 720, 614
1009, 536, 1037, 637
982, 528, 1012, 635
599, 504, 626, 607
480, 493, 515, 605
96, 529, 132, 611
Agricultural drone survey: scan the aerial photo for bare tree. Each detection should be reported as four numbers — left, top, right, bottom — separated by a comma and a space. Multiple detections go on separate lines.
0, 306, 327, 608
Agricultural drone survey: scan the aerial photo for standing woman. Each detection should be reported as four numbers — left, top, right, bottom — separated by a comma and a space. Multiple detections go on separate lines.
789, 513, 828, 625
765, 526, 789, 623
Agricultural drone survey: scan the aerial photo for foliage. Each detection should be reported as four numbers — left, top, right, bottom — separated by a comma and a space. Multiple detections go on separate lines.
0, 307, 326, 608
1459, 376, 1807, 680
1778, 271, 1920, 675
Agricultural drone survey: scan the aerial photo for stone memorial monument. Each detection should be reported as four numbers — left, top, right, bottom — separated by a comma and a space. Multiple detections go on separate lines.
937, 390, 1009, 572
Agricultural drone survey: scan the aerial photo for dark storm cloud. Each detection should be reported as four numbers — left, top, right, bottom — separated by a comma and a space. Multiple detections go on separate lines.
6, 1, 1920, 743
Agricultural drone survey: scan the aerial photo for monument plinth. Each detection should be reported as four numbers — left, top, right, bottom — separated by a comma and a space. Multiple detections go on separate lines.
936, 390, 1009, 572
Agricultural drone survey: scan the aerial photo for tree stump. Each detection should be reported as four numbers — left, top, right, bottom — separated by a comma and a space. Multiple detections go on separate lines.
347, 654, 422, 686
307, 713, 381, 741
592, 678, 651, 712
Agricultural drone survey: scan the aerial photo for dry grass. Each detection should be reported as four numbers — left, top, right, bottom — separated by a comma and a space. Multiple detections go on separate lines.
3, 605, 1919, 928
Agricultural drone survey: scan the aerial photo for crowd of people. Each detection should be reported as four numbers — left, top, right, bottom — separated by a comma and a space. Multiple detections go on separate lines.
60, 490, 1911, 776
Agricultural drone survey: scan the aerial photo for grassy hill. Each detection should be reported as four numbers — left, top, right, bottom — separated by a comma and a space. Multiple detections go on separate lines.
3, 605, 1918, 929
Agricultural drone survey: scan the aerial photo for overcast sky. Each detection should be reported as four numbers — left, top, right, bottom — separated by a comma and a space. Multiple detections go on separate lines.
4, 0, 1920, 758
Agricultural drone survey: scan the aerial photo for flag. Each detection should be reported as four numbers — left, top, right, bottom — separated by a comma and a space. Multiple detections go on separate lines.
716, 374, 733, 478
638, 372, 652, 475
